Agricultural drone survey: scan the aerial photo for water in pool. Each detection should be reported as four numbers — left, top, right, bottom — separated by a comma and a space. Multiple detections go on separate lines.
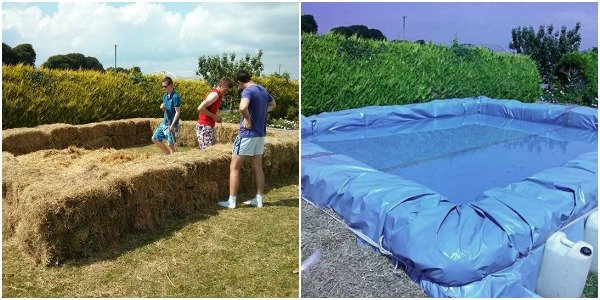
315, 116, 597, 204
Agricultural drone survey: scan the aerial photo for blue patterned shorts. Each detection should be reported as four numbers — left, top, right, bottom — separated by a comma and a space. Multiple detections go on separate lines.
152, 123, 178, 146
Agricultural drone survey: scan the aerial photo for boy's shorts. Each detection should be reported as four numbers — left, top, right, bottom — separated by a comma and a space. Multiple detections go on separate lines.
196, 123, 216, 149
152, 123, 178, 146
232, 135, 265, 156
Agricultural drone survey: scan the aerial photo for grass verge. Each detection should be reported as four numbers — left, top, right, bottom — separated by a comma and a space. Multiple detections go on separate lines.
584, 272, 598, 298
2, 176, 299, 297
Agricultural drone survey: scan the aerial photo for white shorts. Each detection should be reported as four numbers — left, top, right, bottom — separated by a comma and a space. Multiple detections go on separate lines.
232, 136, 265, 156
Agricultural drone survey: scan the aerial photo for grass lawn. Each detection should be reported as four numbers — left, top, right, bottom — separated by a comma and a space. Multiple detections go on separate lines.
584, 272, 598, 298
2, 176, 299, 297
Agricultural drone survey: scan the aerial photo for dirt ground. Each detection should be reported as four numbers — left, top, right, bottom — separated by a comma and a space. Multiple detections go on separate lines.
300, 201, 428, 298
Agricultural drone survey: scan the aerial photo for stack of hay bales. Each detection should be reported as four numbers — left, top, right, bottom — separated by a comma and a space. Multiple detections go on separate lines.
2, 119, 298, 265
2, 119, 153, 155
148, 119, 242, 148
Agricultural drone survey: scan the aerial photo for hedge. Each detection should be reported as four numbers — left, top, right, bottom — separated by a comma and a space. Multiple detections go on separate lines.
2, 65, 299, 129
555, 49, 598, 105
301, 34, 542, 116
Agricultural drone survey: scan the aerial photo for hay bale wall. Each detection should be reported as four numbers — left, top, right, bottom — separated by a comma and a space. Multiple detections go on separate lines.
2, 129, 297, 266
3, 119, 245, 155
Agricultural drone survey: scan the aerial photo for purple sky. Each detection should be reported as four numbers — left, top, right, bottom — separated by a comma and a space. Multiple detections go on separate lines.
302, 2, 598, 51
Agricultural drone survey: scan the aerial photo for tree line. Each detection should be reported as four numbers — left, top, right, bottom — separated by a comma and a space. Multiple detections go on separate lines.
2, 42, 283, 87
3, 42, 107, 71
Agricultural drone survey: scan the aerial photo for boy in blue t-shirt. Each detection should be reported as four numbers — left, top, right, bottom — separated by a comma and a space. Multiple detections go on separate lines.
151, 77, 181, 155
218, 70, 276, 209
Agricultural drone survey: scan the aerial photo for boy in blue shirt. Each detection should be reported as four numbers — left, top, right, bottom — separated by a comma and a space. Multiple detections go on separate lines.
219, 70, 276, 209
152, 77, 181, 155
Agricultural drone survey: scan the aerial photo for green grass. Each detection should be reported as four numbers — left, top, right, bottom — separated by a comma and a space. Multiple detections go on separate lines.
584, 272, 598, 298
2, 177, 299, 297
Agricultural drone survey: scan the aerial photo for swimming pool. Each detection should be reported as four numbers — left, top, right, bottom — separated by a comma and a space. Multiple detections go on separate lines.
301, 97, 598, 297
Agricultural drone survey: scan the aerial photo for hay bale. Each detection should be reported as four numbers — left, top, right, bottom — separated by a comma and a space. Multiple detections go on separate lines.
15, 182, 128, 265
217, 123, 242, 144
147, 120, 240, 148
132, 118, 153, 144
76, 122, 110, 147
3, 152, 18, 235
3, 129, 297, 266
3, 118, 159, 155
2, 147, 88, 238
45, 124, 79, 149
1, 118, 270, 156
131, 118, 153, 135
80, 136, 111, 150
105, 120, 138, 148
2, 127, 53, 155
175, 121, 197, 148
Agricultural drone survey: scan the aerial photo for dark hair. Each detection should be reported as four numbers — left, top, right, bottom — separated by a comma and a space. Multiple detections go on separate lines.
235, 70, 251, 83
218, 76, 235, 88
163, 77, 173, 85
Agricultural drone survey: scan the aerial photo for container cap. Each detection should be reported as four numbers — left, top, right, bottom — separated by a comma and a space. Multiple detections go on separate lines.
580, 246, 593, 256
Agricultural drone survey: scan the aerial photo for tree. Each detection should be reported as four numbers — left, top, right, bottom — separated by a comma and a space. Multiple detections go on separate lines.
509, 23, 581, 84
81, 55, 104, 71
196, 50, 264, 86
2, 43, 16, 65
3, 43, 36, 66
270, 71, 291, 81
129, 66, 142, 74
301, 14, 318, 34
106, 67, 129, 73
12, 43, 36, 66
330, 25, 387, 41
41, 53, 104, 71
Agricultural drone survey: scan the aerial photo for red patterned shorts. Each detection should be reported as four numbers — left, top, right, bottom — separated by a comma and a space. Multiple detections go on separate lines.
196, 123, 216, 149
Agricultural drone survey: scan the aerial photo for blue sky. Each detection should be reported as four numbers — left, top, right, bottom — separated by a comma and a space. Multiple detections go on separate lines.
302, 2, 598, 51
2, 2, 300, 79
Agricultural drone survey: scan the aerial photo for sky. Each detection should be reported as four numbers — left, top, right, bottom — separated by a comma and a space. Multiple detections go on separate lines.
302, 2, 598, 51
2, 2, 300, 79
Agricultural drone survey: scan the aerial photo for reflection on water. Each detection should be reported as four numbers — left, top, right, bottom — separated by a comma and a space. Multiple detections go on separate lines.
504, 133, 569, 155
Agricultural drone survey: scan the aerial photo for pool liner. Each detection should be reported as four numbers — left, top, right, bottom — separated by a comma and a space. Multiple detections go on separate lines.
301, 97, 598, 297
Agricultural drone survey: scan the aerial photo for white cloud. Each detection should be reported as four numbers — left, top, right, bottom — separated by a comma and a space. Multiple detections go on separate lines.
2, 2, 299, 79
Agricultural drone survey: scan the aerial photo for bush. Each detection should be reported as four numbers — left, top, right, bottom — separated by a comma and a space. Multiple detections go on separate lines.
255, 74, 299, 121
551, 49, 598, 106
2, 65, 298, 129
301, 34, 542, 116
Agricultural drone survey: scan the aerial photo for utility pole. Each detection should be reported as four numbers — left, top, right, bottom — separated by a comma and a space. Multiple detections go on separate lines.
278, 64, 281, 74
114, 44, 117, 69
402, 16, 407, 40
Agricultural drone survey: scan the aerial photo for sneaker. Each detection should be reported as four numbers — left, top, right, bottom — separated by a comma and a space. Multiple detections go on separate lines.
243, 198, 263, 208
218, 199, 236, 209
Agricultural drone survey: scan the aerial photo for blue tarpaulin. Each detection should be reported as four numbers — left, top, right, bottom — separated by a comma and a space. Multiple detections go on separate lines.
301, 97, 598, 297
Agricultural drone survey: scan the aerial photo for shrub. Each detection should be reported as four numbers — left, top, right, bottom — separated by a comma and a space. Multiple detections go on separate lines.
551, 49, 598, 106
2, 65, 298, 129
301, 34, 542, 116
255, 74, 299, 121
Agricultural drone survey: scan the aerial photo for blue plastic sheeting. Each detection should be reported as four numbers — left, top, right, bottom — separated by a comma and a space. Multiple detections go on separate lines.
301, 97, 598, 298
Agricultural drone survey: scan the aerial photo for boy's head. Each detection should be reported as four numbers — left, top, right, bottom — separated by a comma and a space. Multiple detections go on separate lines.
162, 77, 174, 93
217, 77, 235, 94
235, 70, 252, 88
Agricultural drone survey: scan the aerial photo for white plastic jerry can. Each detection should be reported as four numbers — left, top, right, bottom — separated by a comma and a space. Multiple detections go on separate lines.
536, 231, 594, 298
584, 210, 598, 272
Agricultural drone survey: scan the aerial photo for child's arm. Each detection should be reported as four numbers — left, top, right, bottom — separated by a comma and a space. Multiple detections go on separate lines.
198, 91, 222, 123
